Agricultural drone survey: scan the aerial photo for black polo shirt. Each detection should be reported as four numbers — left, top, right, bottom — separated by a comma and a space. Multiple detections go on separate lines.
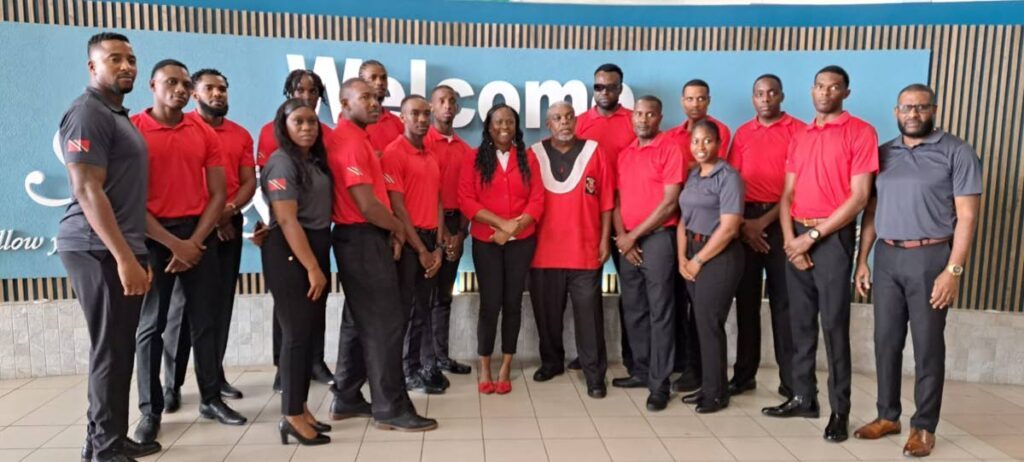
57, 87, 149, 255
875, 130, 983, 240
679, 160, 745, 236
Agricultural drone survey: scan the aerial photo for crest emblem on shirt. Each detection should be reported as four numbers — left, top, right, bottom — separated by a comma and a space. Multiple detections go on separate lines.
267, 178, 287, 192
65, 138, 91, 153
383, 174, 395, 184
585, 176, 596, 195
347, 166, 363, 176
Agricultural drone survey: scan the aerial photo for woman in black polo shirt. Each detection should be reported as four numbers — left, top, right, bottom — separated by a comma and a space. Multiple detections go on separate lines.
676, 119, 745, 414
261, 98, 333, 445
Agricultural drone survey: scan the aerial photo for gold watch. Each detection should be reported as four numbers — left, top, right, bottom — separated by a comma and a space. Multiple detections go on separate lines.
946, 264, 964, 277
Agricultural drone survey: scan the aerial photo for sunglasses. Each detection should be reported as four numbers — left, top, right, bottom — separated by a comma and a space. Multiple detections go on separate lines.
593, 83, 621, 93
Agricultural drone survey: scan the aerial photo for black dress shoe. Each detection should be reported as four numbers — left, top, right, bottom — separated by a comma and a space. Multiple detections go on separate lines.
309, 420, 332, 433
82, 438, 162, 462
761, 395, 821, 418
406, 372, 445, 394
423, 367, 450, 390
727, 379, 756, 396
436, 358, 472, 375
163, 388, 181, 413
532, 367, 565, 382
587, 385, 607, 399
778, 384, 794, 399
220, 382, 243, 400
681, 391, 703, 404
311, 362, 335, 385
824, 413, 849, 442
671, 372, 701, 393
93, 454, 137, 462
696, 397, 729, 414
611, 376, 646, 388
272, 371, 282, 393
199, 399, 248, 425
646, 392, 669, 412
279, 418, 330, 446
373, 413, 438, 432
329, 397, 372, 420
133, 414, 160, 444
567, 358, 582, 370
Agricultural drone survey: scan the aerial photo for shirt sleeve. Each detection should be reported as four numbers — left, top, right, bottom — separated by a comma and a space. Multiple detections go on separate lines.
661, 144, 685, 185
380, 149, 405, 193
523, 150, 545, 221
726, 129, 744, 171
719, 122, 732, 157
256, 123, 274, 168
850, 123, 880, 175
951, 142, 983, 197
60, 103, 113, 168
719, 171, 745, 216
328, 138, 375, 189
784, 135, 799, 174
458, 150, 485, 220
261, 155, 299, 202
597, 147, 615, 212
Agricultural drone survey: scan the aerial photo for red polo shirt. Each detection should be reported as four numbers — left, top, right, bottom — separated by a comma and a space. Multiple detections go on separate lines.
786, 111, 879, 218
575, 105, 636, 171
132, 109, 223, 219
727, 113, 806, 203
458, 146, 545, 242
366, 110, 404, 153
616, 133, 685, 231
663, 115, 732, 166
530, 140, 614, 270
381, 136, 441, 230
327, 118, 392, 225
187, 111, 255, 203
424, 126, 473, 211
256, 120, 333, 168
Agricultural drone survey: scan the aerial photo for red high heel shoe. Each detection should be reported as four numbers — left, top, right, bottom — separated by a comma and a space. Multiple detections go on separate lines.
495, 380, 512, 395
478, 381, 496, 394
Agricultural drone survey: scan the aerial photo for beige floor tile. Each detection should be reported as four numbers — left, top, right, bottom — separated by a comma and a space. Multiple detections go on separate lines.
718, 437, 796, 461
584, 396, 643, 417
323, 417, 369, 441
0, 380, 32, 390
661, 437, 735, 461
423, 417, 482, 440
592, 417, 656, 438
291, 441, 360, 462
602, 438, 672, 462
483, 417, 542, 439
533, 397, 589, 417
154, 444, 232, 461
976, 435, 1024, 459
421, 439, 485, 462
944, 414, 1021, 436
840, 436, 905, 460
485, 439, 548, 462
15, 390, 88, 426
0, 449, 32, 462
173, 421, 248, 446
236, 421, 280, 445
645, 416, 712, 438
545, 438, 611, 462
0, 388, 65, 426
223, 444, 296, 461
699, 415, 770, 438
21, 447, 81, 461
946, 434, 1011, 459
132, 422, 193, 447
361, 424, 426, 442
425, 395, 482, 418
537, 417, 599, 439
0, 425, 65, 449
776, 436, 857, 460
750, 415, 823, 437
21, 376, 86, 390
41, 424, 85, 448
480, 395, 537, 417
355, 440, 422, 462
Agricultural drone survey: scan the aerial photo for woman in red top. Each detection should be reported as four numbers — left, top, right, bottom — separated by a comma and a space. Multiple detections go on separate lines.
459, 104, 544, 395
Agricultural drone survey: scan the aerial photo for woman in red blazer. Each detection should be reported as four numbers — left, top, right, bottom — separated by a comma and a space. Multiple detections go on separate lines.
459, 104, 544, 395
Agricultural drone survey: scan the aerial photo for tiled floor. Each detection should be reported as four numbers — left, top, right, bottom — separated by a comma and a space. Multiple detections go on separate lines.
0, 364, 1022, 461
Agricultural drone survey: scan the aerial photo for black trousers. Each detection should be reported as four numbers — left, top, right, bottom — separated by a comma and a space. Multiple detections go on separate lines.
162, 214, 244, 391
473, 236, 537, 356
609, 236, 634, 374
529, 268, 608, 387
873, 241, 951, 433
787, 222, 855, 414
733, 204, 794, 389
674, 274, 700, 376
61, 251, 145, 460
136, 219, 223, 417
398, 229, 440, 376
687, 237, 745, 400
273, 286, 327, 369
618, 229, 677, 394
331, 224, 414, 419
427, 211, 464, 367
263, 226, 331, 415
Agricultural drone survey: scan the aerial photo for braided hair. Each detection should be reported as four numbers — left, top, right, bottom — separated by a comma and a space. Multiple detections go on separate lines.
475, 104, 528, 185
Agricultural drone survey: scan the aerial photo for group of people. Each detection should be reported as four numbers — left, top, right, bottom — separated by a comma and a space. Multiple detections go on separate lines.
57, 31, 981, 462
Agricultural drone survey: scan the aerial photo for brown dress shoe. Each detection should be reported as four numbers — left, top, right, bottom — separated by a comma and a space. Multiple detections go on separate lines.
853, 418, 901, 439
903, 428, 936, 457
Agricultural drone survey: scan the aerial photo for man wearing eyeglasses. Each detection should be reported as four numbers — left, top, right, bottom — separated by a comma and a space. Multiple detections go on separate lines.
851, 84, 981, 458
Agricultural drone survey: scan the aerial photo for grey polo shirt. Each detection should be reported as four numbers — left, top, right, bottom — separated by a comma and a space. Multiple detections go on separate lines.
57, 87, 149, 255
875, 130, 983, 240
261, 149, 333, 230
679, 160, 745, 236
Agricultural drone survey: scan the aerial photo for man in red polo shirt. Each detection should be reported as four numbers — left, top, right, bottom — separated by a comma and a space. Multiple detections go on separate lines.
573, 62, 636, 374
132, 60, 247, 446
361, 60, 405, 153
161, 69, 256, 413
382, 95, 447, 395
762, 65, 878, 445
612, 95, 684, 412
326, 77, 437, 432
529, 102, 612, 398
423, 85, 474, 377
724, 74, 805, 401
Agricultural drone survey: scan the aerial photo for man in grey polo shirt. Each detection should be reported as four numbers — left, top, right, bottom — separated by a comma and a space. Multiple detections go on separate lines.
852, 83, 982, 458
58, 32, 162, 462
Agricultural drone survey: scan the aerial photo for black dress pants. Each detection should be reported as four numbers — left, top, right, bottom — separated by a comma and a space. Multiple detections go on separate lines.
608, 235, 634, 375
529, 268, 608, 387
331, 224, 414, 419
686, 236, 744, 400
732, 204, 794, 389
674, 274, 700, 376
427, 211, 464, 367
398, 229, 440, 376
618, 229, 677, 395
61, 251, 145, 460
787, 222, 855, 414
473, 236, 537, 356
263, 226, 331, 415
872, 241, 951, 433
136, 219, 223, 417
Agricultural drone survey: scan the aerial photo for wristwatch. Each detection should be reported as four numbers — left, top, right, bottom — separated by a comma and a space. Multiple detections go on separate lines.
807, 228, 821, 242
946, 264, 964, 277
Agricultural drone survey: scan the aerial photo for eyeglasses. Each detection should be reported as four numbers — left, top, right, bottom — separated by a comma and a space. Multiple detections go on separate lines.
897, 104, 936, 114
593, 83, 621, 93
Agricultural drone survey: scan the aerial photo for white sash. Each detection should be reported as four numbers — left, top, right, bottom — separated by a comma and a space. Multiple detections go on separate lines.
533, 139, 598, 194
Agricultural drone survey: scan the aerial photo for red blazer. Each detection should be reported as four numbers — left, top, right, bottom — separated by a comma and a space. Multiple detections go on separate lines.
458, 146, 545, 242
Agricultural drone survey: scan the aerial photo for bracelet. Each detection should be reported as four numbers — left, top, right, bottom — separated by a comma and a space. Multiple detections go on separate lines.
694, 256, 705, 265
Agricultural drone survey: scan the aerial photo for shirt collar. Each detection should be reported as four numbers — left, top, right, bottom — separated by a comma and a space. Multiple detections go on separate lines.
631, 132, 668, 150
681, 115, 723, 133
889, 129, 945, 149
750, 113, 794, 131
587, 104, 631, 119
806, 111, 852, 131
135, 107, 194, 130
337, 117, 369, 139
426, 125, 459, 144
691, 159, 729, 179
397, 135, 428, 155
85, 87, 129, 115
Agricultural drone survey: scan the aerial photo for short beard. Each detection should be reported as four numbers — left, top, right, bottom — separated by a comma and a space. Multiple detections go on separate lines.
596, 98, 619, 111
199, 100, 229, 118
108, 82, 133, 96
898, 117, 935, 138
